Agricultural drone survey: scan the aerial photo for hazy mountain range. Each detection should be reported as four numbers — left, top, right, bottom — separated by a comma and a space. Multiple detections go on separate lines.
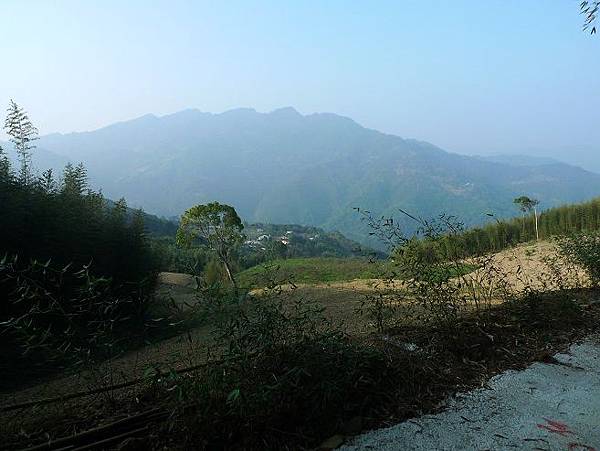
4, 107, 600, 247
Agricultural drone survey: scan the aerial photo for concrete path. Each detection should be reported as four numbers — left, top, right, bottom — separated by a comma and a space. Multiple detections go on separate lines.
342, 337, 600, 451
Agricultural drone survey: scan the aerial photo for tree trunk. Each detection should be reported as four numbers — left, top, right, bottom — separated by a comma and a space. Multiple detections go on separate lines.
222, 259, 238, 294
534, 207, 539, 241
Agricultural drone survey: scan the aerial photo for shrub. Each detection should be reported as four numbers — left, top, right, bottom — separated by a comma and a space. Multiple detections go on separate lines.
557, 231, 600, 285
359, 210, 508, 331
0, 255, 153, 384
149, 291, 395, 449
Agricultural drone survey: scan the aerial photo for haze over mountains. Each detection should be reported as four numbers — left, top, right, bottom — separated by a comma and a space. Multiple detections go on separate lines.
5, 107, 600, 245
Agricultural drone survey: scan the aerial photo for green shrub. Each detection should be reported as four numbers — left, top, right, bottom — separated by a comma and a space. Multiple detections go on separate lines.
558, 231, 600, 285
0, 255, 152, 384
150, 292, 394, 449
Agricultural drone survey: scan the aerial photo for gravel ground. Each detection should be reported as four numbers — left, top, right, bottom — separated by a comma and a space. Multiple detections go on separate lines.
342, 337, 600, 451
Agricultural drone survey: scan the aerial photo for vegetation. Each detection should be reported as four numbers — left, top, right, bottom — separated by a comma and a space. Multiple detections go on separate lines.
581, 0, 600, 33
150, 293, 397, 449
4, 100, 38, 185
2, 5, 599, 450
0, 102, 159, 381
152, 221, 378, 285
176, 202, 245, 291
4, 142, 600, 450
3, 69, 600, 450
238, 257, 385, 288
0, 257, 152, 385
27, 107, 600, 251
513, 195, 540, 240
558, 230, 600, 286
243, 223, 377, 259
134, 213, 600, 450
391, 196, 600, 260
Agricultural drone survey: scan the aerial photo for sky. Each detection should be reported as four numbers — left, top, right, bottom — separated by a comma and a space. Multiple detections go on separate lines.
0, 0, 599, 157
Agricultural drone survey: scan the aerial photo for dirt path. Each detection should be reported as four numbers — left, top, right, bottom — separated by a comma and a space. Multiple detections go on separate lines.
341, 336, 600, 451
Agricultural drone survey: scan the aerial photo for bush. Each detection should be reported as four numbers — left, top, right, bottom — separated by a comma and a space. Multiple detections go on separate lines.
557, 231, 600, 285
0, 255, 153, 384
149, 291, 395, 449
357, 210, 518, 334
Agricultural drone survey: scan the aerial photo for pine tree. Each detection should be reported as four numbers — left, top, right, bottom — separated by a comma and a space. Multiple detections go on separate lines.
4, 100, 38, 186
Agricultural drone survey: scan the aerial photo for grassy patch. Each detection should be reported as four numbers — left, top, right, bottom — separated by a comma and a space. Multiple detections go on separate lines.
238, 257, 477, 288
238, 257, 386, 287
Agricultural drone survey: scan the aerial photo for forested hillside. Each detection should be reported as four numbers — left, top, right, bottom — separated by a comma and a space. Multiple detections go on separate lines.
243, 223, 377, 258
0, 103, 161, 381
7, 107, 600, 248
403, 196, 600, 259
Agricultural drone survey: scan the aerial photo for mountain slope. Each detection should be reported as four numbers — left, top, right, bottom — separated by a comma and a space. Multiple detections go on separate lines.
12, 107, 600, 246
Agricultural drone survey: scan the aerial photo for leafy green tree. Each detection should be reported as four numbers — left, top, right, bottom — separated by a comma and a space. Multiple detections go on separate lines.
514, 196, 540, 241
4, 100, 38, 185
176, 202, 245, 291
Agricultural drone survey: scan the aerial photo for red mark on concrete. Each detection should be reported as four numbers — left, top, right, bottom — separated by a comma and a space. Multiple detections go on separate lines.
568, 444, 596, 451
536, 418, 573, 436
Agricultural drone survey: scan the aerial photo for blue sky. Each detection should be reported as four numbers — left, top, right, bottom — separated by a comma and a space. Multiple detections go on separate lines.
0, 0, 598, 156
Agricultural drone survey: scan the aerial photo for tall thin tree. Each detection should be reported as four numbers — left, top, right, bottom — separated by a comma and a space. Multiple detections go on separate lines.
4, 100, 38, 186
514, 196, 540, 241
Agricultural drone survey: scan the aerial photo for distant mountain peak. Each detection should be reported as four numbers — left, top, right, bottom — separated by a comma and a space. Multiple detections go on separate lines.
270, 106, 301, 117
220, 107, 258, 117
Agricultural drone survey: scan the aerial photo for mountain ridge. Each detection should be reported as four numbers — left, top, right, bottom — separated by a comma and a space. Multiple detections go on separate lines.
4, 107, 600, 247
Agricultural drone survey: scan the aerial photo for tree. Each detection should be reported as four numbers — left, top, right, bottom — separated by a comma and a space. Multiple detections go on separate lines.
4, 100, 38, 185
176, 202, 245, 291
0, 145, 11, 180
514, 197, 528, 236
513, 196, 540, 241
61, 162, 88, 196
38, 168, 57, 194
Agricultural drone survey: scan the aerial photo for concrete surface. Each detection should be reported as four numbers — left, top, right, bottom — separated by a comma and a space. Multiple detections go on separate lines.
342, 337, 600, 451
